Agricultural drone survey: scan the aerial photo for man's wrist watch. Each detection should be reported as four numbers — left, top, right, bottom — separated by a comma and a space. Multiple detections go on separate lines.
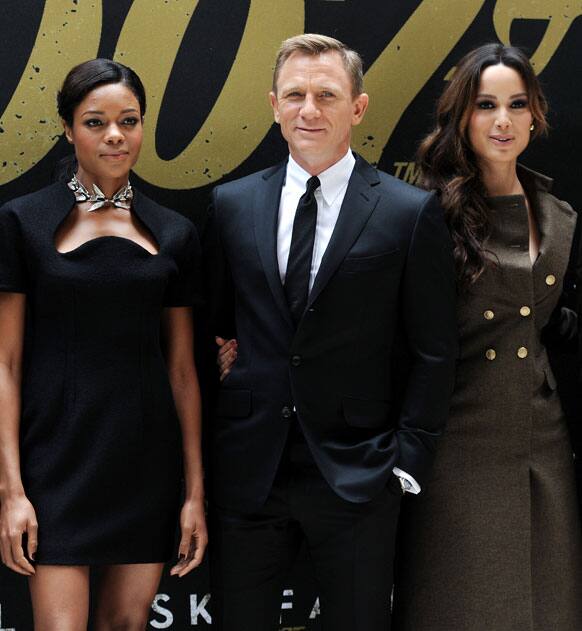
398, 476, 413, 495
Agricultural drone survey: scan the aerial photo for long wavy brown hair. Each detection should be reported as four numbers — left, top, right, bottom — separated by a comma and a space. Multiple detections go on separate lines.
417, 44, 548, 290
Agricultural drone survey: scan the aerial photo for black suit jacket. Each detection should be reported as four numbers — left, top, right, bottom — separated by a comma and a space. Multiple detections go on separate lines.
204, 154, 458, 513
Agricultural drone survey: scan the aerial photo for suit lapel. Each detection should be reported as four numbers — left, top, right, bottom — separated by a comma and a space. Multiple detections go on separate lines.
307, 155, 380, 309
252, 160, 294, 329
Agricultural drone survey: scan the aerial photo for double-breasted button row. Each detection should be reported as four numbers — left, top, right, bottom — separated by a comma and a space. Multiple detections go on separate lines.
485, 347, 529, 360
482, 300, 533, 360
483, 306, 532, 320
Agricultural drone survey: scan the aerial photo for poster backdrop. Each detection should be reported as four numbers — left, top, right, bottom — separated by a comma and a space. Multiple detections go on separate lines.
0, 1, 581, 629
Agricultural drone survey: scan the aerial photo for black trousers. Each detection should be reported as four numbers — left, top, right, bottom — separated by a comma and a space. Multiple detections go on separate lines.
210, 430, 402, 631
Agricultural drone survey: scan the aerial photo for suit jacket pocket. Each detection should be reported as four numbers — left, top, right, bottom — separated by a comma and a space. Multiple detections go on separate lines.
216, 389, 252, 418
339, 248, 400, 273
342, 396, 391, 428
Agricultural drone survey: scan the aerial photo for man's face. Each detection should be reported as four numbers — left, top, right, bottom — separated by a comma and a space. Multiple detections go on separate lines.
270, 51, 368, 174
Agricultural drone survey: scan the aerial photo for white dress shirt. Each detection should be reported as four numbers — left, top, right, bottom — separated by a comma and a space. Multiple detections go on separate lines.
276, 149, 420, 494
277, 149, 355, 289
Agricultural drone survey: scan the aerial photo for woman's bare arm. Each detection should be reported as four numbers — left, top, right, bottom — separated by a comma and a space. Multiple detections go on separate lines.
0, 292, 37, 575
163, 306, 207, 577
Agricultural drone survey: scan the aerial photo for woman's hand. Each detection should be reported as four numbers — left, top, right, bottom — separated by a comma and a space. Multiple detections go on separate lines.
163, 308, 207, 577
170, 497, 208, 577
216, 337, 238, 381
0, 494, 37, 575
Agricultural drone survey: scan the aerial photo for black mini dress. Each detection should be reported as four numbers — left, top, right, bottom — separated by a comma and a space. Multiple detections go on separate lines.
0, 182, 201, 564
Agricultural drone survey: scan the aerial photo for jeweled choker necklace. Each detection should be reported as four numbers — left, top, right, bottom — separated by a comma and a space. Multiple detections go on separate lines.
68, 174, 133, 212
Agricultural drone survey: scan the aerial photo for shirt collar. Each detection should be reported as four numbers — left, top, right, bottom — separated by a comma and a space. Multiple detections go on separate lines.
286, 150, 356, 206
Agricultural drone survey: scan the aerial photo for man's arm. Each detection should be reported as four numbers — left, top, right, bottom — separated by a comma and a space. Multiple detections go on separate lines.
395, 192, 458, 488
202, 189, 236, 341
199, 189, 237, 402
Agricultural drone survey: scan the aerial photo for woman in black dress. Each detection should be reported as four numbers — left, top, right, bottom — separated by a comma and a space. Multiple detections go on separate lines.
0, 59, 207, 628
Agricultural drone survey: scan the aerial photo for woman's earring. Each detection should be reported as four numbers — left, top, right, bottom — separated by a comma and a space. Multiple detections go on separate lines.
529, 123, 535, 132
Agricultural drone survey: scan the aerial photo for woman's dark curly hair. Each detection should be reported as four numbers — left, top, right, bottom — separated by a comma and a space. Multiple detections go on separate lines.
416, 43, 548, 290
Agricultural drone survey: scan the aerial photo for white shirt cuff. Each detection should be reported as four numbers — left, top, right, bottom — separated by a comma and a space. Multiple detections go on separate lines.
393, 467, 421, 494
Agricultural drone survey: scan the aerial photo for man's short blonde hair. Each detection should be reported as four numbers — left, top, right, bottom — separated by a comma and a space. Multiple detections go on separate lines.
272, 33, 364, 97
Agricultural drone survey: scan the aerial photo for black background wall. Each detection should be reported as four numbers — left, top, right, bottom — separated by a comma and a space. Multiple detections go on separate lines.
0, 1, 580, 629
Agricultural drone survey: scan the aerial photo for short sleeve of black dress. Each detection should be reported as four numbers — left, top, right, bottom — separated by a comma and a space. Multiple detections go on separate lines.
163, 221, 203, 308
0, 203, 28, 293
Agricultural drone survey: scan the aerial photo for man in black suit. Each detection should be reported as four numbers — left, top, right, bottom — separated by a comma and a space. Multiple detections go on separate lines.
204, 34, 457, 631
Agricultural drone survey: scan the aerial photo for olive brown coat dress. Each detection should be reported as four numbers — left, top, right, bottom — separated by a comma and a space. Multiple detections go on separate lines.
392, 167, 582, 631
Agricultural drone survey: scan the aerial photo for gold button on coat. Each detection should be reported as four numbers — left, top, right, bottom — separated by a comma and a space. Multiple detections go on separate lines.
545, 274, 556, 286
483, 310, 495, 320
485, 349, 496, 360
520, 306, 531, 317
517, 346, 528, 358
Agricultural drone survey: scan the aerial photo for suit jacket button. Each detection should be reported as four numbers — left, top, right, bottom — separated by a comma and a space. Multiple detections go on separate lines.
291, 355, 302, 367
483, 310, 495, 320
281, 406, 293, 419
517, 346, 528, 359
485, 349, 496, 361
519, 306, 531, 317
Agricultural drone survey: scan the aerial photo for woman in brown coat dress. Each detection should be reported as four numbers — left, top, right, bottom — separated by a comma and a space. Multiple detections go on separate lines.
392, 44, 582, 631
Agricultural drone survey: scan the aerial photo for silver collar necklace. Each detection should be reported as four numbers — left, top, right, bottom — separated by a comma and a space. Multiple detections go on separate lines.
68, 174, 133, 212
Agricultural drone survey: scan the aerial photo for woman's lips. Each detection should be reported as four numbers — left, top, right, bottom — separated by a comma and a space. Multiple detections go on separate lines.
100, 152, 129, 160
489, 135, 514, 145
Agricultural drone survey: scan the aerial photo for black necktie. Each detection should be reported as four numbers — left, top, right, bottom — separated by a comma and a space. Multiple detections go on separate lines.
284, 176, 321, 325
